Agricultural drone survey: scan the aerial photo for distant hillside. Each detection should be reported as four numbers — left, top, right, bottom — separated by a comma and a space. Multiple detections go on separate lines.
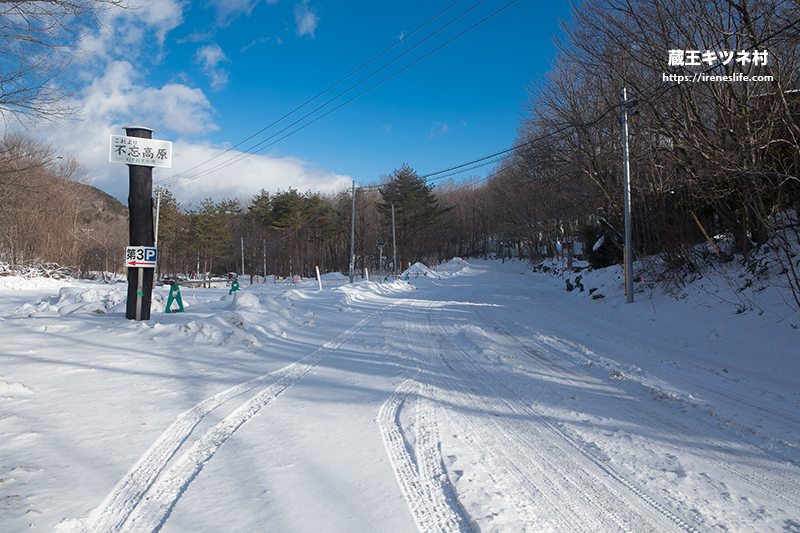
1, 133, 134, 273
74, 182, 130, 273
78, 183, 129, 224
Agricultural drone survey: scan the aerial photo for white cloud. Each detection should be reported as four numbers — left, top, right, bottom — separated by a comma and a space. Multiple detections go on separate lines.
209, 0, 279, 27
157, 143, 352, 205
79, 0, 184, 62
77, 60, 217, 136
39, 123, 350, 205
11, 0, 347, 207
143, 85, 219, 134
136, 0, 186, 45
29, 61, 348, 205
194, 42, 231, 91
175, 30, 215, 44
21, 58, 218, 202
241, 36, 271, 52
429, 122, 451, 138
293, 0, 319, 38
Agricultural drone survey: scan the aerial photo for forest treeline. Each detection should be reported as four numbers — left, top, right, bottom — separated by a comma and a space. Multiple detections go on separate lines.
151, 164, 499, 282
2, 0, 799, 305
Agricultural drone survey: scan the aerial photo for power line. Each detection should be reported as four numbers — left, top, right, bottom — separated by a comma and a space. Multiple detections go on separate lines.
159, 0, 489, 186
245, 94, 652, 251
422, 12, 800, 185
159, 1, 466, 186
159, 0, 518, 188
240, 8, 800, 258
204, 5, 800, 231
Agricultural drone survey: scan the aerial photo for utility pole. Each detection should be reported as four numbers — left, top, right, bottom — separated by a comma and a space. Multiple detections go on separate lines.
377, 242, 384, 282
391, 204, 397, 279
349, 181, 355, 283
621, 88, 636, 304
241, 236, 245, 278
111, 126, 171, 319
154, 185, 164, 280
154, 185, 164, 249
125, 126, 155, 321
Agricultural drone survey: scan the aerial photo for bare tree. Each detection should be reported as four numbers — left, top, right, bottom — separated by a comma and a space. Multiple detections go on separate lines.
0, 0, 126, 123
0, 133, 87, 265
504, 0, 800, 301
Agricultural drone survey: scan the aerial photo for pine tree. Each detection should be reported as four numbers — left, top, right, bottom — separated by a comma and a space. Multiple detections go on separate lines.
247, 189, 273, 231
378, 164, 441, 267
189, 198, 233, 281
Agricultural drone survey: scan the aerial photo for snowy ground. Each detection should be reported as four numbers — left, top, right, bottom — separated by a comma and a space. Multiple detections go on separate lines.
0, 258, 798, 532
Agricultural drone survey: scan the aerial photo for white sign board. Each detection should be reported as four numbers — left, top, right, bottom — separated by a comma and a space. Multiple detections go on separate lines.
110, 135, 172, 168
125, 246, 157, 268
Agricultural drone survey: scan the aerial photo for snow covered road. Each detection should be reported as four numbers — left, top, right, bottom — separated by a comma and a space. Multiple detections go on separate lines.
1, 259, 798, 532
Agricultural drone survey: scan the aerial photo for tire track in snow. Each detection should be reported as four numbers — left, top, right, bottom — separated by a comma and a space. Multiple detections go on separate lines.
517, 282, 800, 430
471, 317, 700, 530
475, 304, 800, 515
396, 301, 573, 531
378, 378, 473, 533
84, 305, 396, 533
534, 331, 800, 512
85, 372, 287, 532
416, 298, 694, 532
432, 386, 577, 532
427, 335, 623, 531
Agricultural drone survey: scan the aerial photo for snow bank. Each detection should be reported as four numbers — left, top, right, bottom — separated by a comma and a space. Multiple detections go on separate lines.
0, 381, 34, 395
0, 275, 75, 291
402, 262, 438, 279
320, 272, 347, 280
229, 290, 261, 309
400, 259, 471, 281
554, 249, 799, 324
9, 284, 127, 316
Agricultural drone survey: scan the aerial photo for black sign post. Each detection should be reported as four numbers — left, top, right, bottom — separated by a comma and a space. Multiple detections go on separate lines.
125, 126, 155, 321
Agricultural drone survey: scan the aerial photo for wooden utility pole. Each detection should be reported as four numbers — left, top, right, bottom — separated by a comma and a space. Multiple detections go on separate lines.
125, 126, 155, 320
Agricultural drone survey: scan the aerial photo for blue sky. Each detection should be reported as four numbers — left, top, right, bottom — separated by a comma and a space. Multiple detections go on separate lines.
26, 0, 574, 205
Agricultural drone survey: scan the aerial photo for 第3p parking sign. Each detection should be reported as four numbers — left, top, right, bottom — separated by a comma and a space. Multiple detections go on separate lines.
126, 246, 157, 268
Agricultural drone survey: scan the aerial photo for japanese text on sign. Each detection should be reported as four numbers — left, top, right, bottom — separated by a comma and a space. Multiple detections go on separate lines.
125, 246, 157, 268
109, 135, 172, 168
